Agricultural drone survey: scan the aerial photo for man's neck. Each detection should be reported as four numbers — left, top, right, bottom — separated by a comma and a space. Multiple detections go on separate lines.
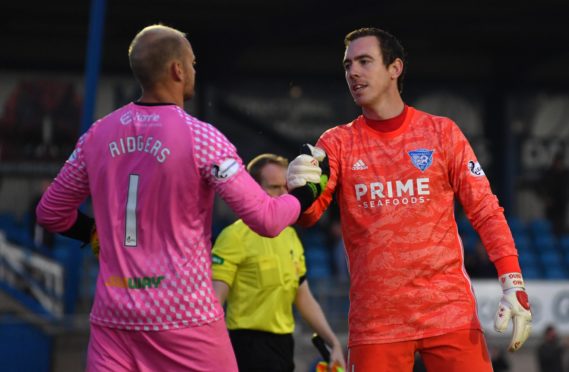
361, 95, 405, 121
139, 85, 183, 108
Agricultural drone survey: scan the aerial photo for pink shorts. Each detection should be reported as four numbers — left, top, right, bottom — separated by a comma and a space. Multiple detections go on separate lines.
87, 319, 237, 372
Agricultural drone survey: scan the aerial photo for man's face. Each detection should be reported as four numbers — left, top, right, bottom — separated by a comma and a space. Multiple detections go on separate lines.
343, 35, 395, 108
260, 163, 288, 197
182, 39, 196, 101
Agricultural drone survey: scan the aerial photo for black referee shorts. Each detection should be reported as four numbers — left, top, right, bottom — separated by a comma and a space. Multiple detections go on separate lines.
229, 329, 294, 372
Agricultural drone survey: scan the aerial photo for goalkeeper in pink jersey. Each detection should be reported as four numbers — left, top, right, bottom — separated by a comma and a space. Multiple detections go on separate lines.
35, 25, 323, 372
287, 28, 532, 372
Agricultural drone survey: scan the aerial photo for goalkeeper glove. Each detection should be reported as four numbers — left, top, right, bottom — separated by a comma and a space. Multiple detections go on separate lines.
90, 227, 100, 259
494, 273, 532, 352
287, 144, 328, 212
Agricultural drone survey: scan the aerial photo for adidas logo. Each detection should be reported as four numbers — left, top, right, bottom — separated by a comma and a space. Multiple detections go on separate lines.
352, 159, 368, 170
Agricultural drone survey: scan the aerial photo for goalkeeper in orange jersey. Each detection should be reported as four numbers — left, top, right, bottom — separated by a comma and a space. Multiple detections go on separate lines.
287, 27, 532, 372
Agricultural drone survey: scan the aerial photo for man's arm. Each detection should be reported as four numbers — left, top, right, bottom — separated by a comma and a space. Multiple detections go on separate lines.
212, 280, 230, 305
447, 121, 531, 351
36, 135, 92, 241
190, 120, 324, 238
294, 281, 345, 370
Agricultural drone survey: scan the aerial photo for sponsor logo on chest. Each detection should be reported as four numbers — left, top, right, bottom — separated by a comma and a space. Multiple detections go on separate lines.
351, 148, 434, 209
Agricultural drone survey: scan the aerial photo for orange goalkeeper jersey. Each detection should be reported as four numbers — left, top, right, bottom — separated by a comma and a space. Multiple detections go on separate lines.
299, 106, 518, 346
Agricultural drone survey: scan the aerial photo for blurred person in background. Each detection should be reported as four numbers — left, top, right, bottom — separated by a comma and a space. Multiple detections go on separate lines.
537, 324, 566, 372
287, 27, 532, 372
328, 218, 349, 282
35, 24, 323, 372
490, 346, 510, 372
539, 151, 569, 236
211, 153, 345, 372
465, 241, 497, 278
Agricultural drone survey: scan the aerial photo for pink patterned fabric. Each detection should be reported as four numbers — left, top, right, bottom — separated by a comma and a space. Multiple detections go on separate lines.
37, 102, 300, 330
87, 319, 238, 372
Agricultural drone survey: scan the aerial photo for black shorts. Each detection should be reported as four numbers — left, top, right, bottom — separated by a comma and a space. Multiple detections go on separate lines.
229, 329, 294, 372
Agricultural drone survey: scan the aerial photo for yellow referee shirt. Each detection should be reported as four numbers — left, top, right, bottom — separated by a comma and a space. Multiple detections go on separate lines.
211, 219, 306, 334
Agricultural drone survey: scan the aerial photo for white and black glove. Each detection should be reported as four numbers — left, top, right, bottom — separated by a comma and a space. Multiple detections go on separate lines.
287, 144, 328, 213
494, 273, 532, 352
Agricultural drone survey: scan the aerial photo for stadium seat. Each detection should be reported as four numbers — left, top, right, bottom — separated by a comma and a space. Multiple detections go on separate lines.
513, 234, 532, 252
534, 234, 558, 253
518, 251, 537, 267
305, 245, 332, 280
54, 234, 81, 249
0, 212, 32, 247
528, 218, 553, 237
539, 251, 562, 266
520, 264, 542, 279
457, 216, 476, 238
543, 266, 568, 280
559, 235, 569, 255
307, 264, 332, 280
301, 230, 327, 247
305, 247, 330, 265
507, 216, 527, 237
460, 234, 479, 253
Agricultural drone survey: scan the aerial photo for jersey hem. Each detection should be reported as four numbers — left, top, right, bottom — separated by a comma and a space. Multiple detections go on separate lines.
89, 313, 224, 331
347, 323, 482, 348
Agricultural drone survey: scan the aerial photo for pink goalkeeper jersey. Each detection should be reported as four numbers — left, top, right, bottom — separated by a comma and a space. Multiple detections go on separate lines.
37, 102, 300, 331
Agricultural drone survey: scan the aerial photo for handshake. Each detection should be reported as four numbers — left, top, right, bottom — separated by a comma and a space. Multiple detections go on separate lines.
287, 144, 329, 213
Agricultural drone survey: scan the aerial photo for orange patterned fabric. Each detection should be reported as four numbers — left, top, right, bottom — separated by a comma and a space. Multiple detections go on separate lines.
299, 106, 519, 346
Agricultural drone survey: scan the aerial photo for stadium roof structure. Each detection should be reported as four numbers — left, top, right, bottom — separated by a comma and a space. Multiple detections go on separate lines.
1, 0, 569, 85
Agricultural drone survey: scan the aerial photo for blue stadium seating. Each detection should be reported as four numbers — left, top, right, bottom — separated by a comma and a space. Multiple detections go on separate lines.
528, 218, 553, 237
559, 235, 569, 255
507, 216, 526, 236
0, 212, 33, 248
518, 251, 537, 267
520, 265, 542, 279
534, 235, 558, 253
457, 217, 476, 238
540, 251, 562, 266
513, 233, 532, 252
460, 234, 479, 253
305, 246, 332, 280
544, 266, 568, 279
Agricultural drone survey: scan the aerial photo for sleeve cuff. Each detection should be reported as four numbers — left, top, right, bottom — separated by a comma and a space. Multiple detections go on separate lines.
494, 255, 521, 277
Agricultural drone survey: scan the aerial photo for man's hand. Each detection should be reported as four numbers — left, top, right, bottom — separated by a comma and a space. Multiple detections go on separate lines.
287, 153, 322, 189
91, 228, 100, 259
287, 144, 328, 213
494, 273, 532, 352
329, 343, 346, 372
312, 334, 345, 372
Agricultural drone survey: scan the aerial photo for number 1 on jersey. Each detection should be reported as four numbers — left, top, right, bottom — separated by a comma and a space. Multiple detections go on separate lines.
125, 174, 139, 247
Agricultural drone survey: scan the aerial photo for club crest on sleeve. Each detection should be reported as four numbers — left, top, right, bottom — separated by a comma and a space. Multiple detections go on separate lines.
408, 149, 434, 172
212, 158, 239, 180
467, 160, 485, 176
67, 148, 79, 163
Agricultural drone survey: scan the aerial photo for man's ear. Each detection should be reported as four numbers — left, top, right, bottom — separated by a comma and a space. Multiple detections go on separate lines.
390, 58, 404, 79
171, 61, 184, 82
